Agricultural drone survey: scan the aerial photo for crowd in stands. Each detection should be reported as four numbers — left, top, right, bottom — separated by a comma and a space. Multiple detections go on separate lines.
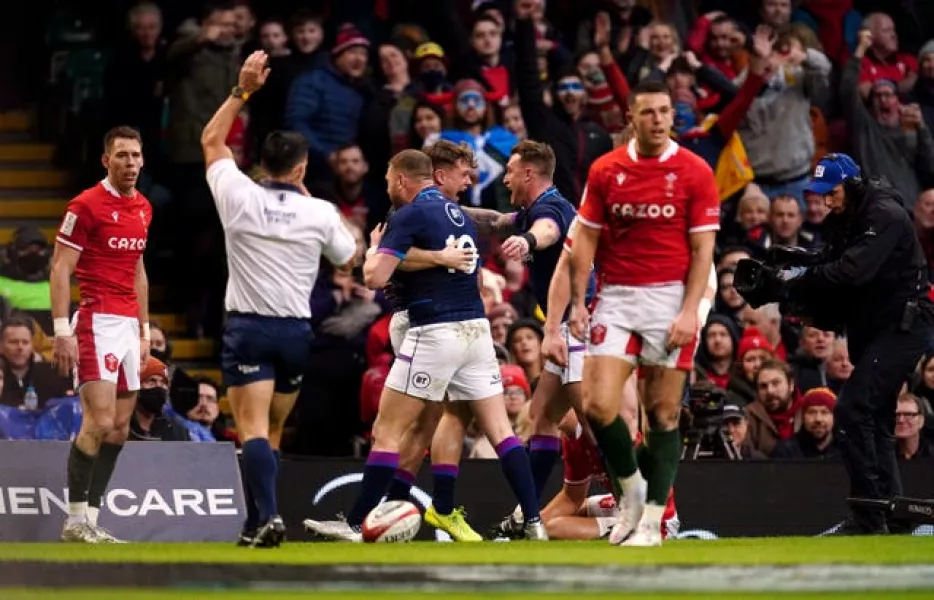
2, 0, 934, 460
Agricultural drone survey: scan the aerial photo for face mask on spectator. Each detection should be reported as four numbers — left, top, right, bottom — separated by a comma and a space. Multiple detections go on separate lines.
138, 387, 168, 415
673, 101, 697, 134
582, 68, 605, 87
150, 347, 171, 364
420, 69, 446, 90
15, 251, 49, 277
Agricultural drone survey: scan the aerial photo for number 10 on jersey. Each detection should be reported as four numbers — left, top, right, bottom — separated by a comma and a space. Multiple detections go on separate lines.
446, 234, 479, 274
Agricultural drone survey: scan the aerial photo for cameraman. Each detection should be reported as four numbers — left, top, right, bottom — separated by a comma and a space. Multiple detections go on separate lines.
776, 153, 934, 534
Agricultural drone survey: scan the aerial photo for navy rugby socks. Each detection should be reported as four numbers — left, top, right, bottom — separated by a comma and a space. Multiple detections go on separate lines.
430, 464, 459, 515
528, 435, 561, 501
496, 436, 540, 523
387, 468, 416, 501
242, 438, 278, 522
348, 450, 399, 527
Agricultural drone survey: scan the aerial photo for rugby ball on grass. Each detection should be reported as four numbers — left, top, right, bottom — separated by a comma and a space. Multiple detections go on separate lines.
362, 500, 422, 543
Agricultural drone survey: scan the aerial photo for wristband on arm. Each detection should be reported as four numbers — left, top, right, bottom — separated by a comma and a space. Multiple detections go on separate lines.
53, 318, 72, 338
521, 232, 538, 251
141, 322, 151, 341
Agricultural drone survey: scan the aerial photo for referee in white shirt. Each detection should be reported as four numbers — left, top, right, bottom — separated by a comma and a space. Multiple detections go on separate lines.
200, 51, 356, 548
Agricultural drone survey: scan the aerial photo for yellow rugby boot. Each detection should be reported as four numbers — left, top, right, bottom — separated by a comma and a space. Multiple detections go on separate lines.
425, 505, 483, 541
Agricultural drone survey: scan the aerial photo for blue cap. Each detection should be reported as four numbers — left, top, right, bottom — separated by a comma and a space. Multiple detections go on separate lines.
804, 153, 862, 195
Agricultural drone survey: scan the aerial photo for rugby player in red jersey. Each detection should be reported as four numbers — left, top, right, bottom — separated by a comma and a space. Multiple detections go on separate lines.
567, 79, 719, 546
51, 126, 152, 543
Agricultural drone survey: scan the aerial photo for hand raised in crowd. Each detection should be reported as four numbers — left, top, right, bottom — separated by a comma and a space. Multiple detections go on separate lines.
199, 22, 223, 43
751, 25, 776, 58
856, 29, 873, 57
593, 11, 612, 49
683, 50, 703, 71
900, 103, 924, 130
239, 50, 270, 95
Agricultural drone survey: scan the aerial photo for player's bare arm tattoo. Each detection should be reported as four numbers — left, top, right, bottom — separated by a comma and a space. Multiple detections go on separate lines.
462, 207, 516, 236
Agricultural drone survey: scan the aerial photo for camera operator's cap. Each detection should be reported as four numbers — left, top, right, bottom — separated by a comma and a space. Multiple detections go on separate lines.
805, 153, 862, 195
722, 404, 746, 421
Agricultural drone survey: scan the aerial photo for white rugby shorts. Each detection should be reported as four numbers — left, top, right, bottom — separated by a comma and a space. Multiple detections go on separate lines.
543, 322, 586, 384
385, 318, 503, 402
72, 310, 141, 392
587, 284, 699, 371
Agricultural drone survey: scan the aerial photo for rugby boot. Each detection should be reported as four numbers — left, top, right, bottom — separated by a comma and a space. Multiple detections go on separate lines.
523, 519, 549, 541
91, 524, 126, 544
61, 520, 105, 543
303, 515, 363, 542
489, 505, 524, 540
608, 476, 647, 545
425, 505, 483, 541
622, 517, 663, 547
236, 528, 256, 547
252, 515, 286, 548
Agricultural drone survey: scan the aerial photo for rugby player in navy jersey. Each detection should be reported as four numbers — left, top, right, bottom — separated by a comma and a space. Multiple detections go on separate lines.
305, 140, 488, 541
461, 140, 596, 504
305, 150, 546, 542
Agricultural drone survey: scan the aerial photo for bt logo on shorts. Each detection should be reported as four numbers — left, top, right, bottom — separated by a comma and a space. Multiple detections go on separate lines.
610, 203, 676, 220
237, 365, 260, 374
412, 372, 431, 389
107, 237, 147, 251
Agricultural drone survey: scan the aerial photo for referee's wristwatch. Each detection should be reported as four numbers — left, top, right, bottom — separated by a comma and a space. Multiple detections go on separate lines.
231, 85, 250, 102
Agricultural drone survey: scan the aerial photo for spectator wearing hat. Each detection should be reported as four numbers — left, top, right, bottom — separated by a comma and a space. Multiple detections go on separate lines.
911, 41, 934, 132
746, 359, 803, 456
726, 327, 775, 406
772, 387, 839, 459
470, 364, 532, 458
286, 23, 370, 183
129, 356, 191, 442
843, 29, 934, 210
740, 303, 797, 361
0, 226, 52, 313
506, 318, 545, 390
514, 1, 612, 207
722, 404, 767, 460
425, 77, 518, 209
694, 314, 739, 391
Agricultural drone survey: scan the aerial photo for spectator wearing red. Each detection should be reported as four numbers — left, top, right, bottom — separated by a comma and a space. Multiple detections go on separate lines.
772, 387, 839, 460
411, 42, 455, 114
725, 327, 775, 406
746, 359, 803, 456
858, 13, 918, 98
686, 13, 748, 111
740, 303, 795, 361
506, 318, 545, 391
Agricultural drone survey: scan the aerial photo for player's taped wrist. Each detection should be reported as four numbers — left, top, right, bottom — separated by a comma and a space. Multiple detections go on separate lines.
53, 318, 72, 338
141, 322, 151, 341
521, 232, 538, 251
366, 247, 377, 257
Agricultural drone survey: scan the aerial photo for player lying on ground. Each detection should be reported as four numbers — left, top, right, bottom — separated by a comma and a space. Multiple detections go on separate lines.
52, 125, 153, 544
305, 140, 485, 541
567, 79, 719, 545
541, 392, 679, 541
305, 150, 546, 542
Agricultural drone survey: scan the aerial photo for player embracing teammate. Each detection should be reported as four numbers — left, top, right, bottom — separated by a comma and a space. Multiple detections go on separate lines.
565, 80, 719, 547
